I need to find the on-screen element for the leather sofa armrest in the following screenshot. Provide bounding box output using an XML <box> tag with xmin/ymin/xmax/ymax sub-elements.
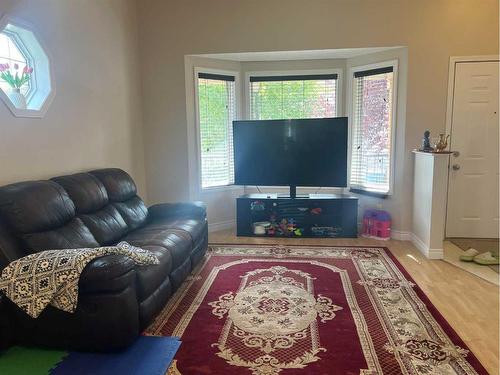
<box><xmin>79</xmin><ymin>254</ymin><xmax>136</xmax><ymax>294</ymax></box>
<box><xmin>148</xmin><ymin>201</ymin><xmax>207</xmax><ymax>221</ymax></box>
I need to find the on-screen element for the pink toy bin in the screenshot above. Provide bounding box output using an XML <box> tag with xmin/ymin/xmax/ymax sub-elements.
<box><xmin>361</xmin><ymin>209</ymin><xmax>391</xmax><ymax>240</ymax></box>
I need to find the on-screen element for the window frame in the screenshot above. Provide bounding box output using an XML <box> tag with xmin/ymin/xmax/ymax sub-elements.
<box><xmin>346</xmin><ymin>60</ymin><xmax>399</xmax><ymax>197</ymax></box>
<box><xmin>0</xmin><ymin>15</ymin><xmax>55</xmax><ymax>118</ymax></box>
<box><xmin>193</xmin><ymin>66</ymin><xmax>241</xmax><ymax>192</ymax></box>
<box><xmin>244</xmin><ymin>68</ymin><xmax>343</xmax><ymax>121</ymax></box>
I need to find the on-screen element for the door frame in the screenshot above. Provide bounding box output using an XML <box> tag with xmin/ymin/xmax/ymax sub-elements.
<box><xmin>444</xmin><ymin>55</ymin><xmax>499</xmax><ymax>237</ymax></box>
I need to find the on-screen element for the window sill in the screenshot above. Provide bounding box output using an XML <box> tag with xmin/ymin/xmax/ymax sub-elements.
<box><xmin>201</xmin><ymin>184</ymin><xmax>242</xmax><ymax>193</ymax></box>
<box><xmin>349</xmin><ymin>188</ymin><xmax>389</xmax><ymax>199</ymax></box>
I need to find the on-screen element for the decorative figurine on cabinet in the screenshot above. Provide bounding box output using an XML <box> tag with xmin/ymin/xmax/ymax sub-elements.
<box><xmin>434</xmin><ymin>134</ymin><xmax>450</xmax><ymax>152</ymax></box>
<box><xmin>419</xmin><ymin>130</ymin><xmax>434</xmax><ymax>152</ymax></box>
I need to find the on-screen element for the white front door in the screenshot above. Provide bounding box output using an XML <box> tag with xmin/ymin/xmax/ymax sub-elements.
<box><xmin>446</xmin><ymin>61</ymin><xmax>499</xmax><ymax>238</ymax></box>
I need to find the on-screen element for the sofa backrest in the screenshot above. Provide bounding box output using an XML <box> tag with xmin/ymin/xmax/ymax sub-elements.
<box><xmin>52</xmin><ymin>169</ymin><xmax>148</xmax><ymax>244</ymax></box>
<box><xmin>0</xmin><ymin>168</ymin><xmax>147</xmax><ymax>268</ymax></box>
<box><xmin>88</xmin><ymin>169</ymin><xmax>148</xmax><ymax>232</ymax></box>
<box><xmin>0</xmin><ymin>180</ymin><xmax>100</xmax><ymax>259</ymax></box>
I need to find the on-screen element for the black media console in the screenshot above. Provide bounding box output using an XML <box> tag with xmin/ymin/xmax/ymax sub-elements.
<box><xmin>236</xmin><ymin>194</ymin><xmax>358</xmax><ymax>238</ymax></box>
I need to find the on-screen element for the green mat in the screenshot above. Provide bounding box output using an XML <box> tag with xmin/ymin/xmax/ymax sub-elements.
<box><xmin>0</xmin><ymin>346</ymin><xmax>66</xmax><ymax>375</ymax></box>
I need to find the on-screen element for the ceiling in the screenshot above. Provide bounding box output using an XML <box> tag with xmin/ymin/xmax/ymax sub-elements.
<box><xmin>191</xmin><ymin>47</ymin><xmax>402</xmax><ymax>62</ymax></box>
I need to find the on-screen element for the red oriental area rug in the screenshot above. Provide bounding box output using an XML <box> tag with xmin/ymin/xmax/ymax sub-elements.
<box><xmin>145</xmin><ymin>245</ymin><xmax>487</xmax><ymax>375</ymax></box>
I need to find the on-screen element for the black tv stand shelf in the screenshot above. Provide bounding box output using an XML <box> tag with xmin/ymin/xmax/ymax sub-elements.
<box><xmin>236</xmin><ymin>193</ymin><xmax>358</xmax><ymax>238</ymax></box>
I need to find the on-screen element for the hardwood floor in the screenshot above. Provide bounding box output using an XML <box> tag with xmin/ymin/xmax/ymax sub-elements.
<box><xmin>209</xmin><ymin>229</ymin><xmax>500</xmax><ymax>374</ymax></box>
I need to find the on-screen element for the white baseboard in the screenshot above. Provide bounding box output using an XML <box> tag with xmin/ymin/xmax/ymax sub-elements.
<box><xmin>426</xmin><ymin>248</ymin><xmax>444</xmax><ymax>259</ymax></box>
<box><xmin>410</xmin><ymin>233</ymin><xmax>444</xmax><ymax>259</ymax></box>
<box><xmin>390</xmin><ymin>230</ymin><xmax>444</xmax><ymax>259</ymax></box>
<box><xmin>208</xmin><ymin>220</ymin><xmax>235</xmax><ymax>233</ymax></box>
<box><xmin>391</xmin><ymin>230</ymin><xmax>412</xmax><ymax>241</ymax></box>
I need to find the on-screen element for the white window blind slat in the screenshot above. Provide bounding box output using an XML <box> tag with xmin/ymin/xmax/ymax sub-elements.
<box><xmin>249</xmin><ymin>75</ymin><xmax>337</xmax><ymax>120</ymax></box>
<box><xmin>350</xmin><ymin>68</ymin><xmax>394</xmax><ymax>194</ymax></box>
<box><xmin>197</xmin><ymin>74</ymin><xmax>236</xmax><ymax>188</ymax></box>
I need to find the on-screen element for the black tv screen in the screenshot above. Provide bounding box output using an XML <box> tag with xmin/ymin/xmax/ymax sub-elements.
<box><xmin>233</xmin><ymin>117</ymin><xmax>348</xmax><ymax>187</ymax></box>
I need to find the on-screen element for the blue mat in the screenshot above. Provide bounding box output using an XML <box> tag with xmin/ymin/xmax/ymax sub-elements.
<box><xmin>51</xmin><ymin>336</ymin><xmax>180</xmax><ymax>375</ymax></box>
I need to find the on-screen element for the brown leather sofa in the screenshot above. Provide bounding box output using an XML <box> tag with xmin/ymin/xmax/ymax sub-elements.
<box><xmin>0</xmin><ymin>168</ymin><xmax>208</xmax><ymax>351</ymax></box>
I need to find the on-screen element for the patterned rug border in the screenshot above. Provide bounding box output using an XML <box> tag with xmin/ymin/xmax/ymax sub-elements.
<box><xmin>203</xmin><ymin>243</ymin><xmax>488</xmax><ymax>374</ymax></box>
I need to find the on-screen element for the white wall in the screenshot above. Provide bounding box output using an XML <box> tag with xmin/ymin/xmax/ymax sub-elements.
<box><xmin>0</xmin><ymin>0</ymin><xmax>147</xmax><ymax>197</ymax></box>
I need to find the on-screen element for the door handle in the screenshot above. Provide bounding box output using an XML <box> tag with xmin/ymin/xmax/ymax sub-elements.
<box><xmin>452</xmin><ymin>164</ymin><xmax>460</xmax><ymax>171</ymax></box>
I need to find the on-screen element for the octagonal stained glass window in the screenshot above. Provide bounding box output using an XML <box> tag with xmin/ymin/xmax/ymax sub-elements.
<box><xmin>0</xmin><ymin>17</ymin><xmax>54</xmax><ymax>117</ymax></box>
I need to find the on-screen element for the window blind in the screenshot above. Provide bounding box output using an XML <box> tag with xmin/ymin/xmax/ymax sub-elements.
<box><xmin>197</xmin><ymin>72</ymin><xmax>236</xmax><ymax>188</ymax></box>
<box><xmin>249</xmin><ymin>74</ymin><xmax>338</xmax><ymax>120</ymax></box>
<box><xmin>350</xmin><ymin>67</ymin><xmax>394</xmax><ymax>195</ymax></box>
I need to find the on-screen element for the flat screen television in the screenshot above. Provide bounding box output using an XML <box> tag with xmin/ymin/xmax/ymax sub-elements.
<box><xmin>233</xmin><ymin>117</ymin><xmax>348</xmax><ymax>193</ymax></box>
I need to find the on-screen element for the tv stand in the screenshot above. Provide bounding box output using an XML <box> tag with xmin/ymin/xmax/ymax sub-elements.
<box><xmin>236</xmin><ymin>193</ymin><xmax>358</xmax><ymax>238</ymax></box>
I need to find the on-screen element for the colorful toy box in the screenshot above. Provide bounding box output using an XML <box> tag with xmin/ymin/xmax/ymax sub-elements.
<box><xmin>361</xmin><ymin>209</ymin><xmax>391</xmax><ymax>240</ymax></box>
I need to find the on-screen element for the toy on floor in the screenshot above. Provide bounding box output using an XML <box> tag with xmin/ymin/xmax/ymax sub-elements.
<box><xmin>362</xmin><ymin>209</ymin><xmax>391</xmax><ymax>240</ymax></box>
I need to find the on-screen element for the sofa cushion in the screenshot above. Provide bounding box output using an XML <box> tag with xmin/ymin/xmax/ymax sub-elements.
<box><xmin>113</xmin><ymin>197</ymin><xmax>148</xmax><ymax>231</ymax></box>
<box><xmin>148</xmin><ymin>202</ymin><xmax>206</xmax><ymax>221</ymax></box>
<box><xmin>0</xmin><ymin>181</ymin><xmax>99</xmax><ymax>254</ymax></box>
<box><xmin>79</xmin><ymin>254</ymin><xmax>136</xmax><ymax>294</ymax></box>
<box><xmin>51</xmin><ymin>173</ymin><xmax>108</xmax><ymax>214</ymax></box>
<box><xmin>138</xmin><ymin>276</ymin><xmax>172</xmax><ymax>329</ymax></box>
<box><xmin>90</xmin><ymin>169</ymin><xmax>137</xmax><ymax>202</ymax></box>
<box><xmin>132</xmin><ymin>245</ymin><xmax>172</xmax><ymax>301</ymax></box>
<box><xmin>22</xmin><ymin>218</ymin><xmax>99</xmax><ymax>252</ymax></box>
<box><xmin>80</xmin><ymin>205</ymin><xmax>128</xmax><ymax>245</ymax></box>
<box><xmin>123</xmin><ymin>225</ymin><xmax>191</xmax><ymax>270</ymax></box>
<box><xmin>147</xmin><ymin>217</ymin><xmax>207</xmax><ymax>245</ymax></box>
<box><xmin>0</xmin><ymin>181</ymin><xmax>75</xmax><ymax>234</ymax></box>
<box><xmin>88</xmin><ymin>169</ymin><xmax>148</xmax><ymax>232</ymax></box>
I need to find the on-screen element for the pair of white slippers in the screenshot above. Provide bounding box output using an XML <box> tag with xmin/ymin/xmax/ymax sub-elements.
<box><xmin>459</xmin><ymin>248</ymin><xmax>499</xmax><ymax>265</ymax></box>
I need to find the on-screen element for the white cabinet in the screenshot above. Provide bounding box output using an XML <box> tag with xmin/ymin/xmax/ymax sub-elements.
<box><xmin>412</xmin><ymin>151</ymin><xmax>450</xmax><ymax>259</ymax></box>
